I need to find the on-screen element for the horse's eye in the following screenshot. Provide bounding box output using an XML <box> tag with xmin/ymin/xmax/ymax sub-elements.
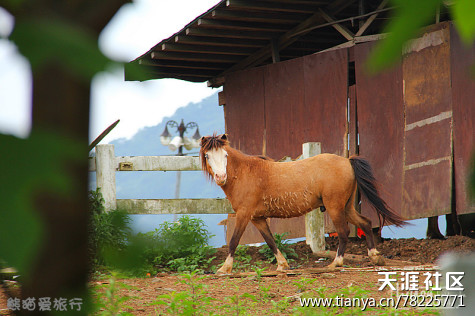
<box><xmin>225</xmin><ymin>154</ymin><xmax>228</xmax><ymax>158</ymax></box>
<box><xmin>205</xmin><ymin>154</ymin><xmax>209</xmax><ymax>159</ymax></box>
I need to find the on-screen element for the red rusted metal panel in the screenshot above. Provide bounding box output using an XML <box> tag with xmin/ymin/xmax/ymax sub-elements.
<box><xmin>303</xmin><ymin>49</ymin><xmax>348</xmax><ymax>156</ymax></box>
<box><xmin>224</xmin><ymin>67</ymin><xmax>266</xmax><ymax>155</ymax></box>
<box><xmin>401</xmin><ymin>24</ymin><xmax>453</xmax><ymax>219</ymax></box>
<box><xmin>403</xmin><ymin>24</ymin><xmax>452</xmax><ymax>125</ymax></box>
<box><xmin>224</xmin><ymin>66</ymin><xmax>268</xmax><ymax>245</ymax></box>
<box><xmin>402</xmin><ymin>161</ymin><xmax>452</xmax><ymax>219</ymax></box>
<box><xmin>355</xmin><ymin>41</ymin><xmax>405</xmax><ymax>227</ymax></box>
<box><xmin>450</xmin><ymin>23</ymin><xmax>475</xmax><ymax>215</ymax></box>
<box><xmin>264</xmin><ymin>58</ymin><xmax>306</xmax><ymax>160</ymax></box>
<box><xmin>404</xmin><ymin>119</ymin><xmax>452</xmax><ymax>167</ymax></box>
<box><xmin>304</xmin><ymin>49</ymin><xmax>348</xmax><ymax>232</ymax></box>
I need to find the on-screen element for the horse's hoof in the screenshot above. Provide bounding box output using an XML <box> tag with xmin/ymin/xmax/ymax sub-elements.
<box><xmin>216</xmin><ymin>270</ymin><xmax>231</xmax><ymax>275</ymax></box>
<box><xmin>327</xmin><ymin>263</ymin><xmax>339</xmax><ymax>270</ymax></box>
<box><xmin>276</xmin><ymin>265</ymin><xmax>291</xmax><ymax>272</ymax></box>
<box><xmin>216</xmin><ymin>266</ymin><xmax>233</xmax><ymax>275</ymax></box>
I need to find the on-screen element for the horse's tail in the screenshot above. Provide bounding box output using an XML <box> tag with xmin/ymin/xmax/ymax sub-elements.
<box><xmin>349</xmin><ymin>156</ymin><xmax>407</xmax><ymax>228</ymax></box>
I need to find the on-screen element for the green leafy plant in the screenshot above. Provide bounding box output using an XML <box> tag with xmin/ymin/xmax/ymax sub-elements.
<box><xmin>136</xmin><ymin>216</ymin><xmax>216</xmax><ymax>273</ymax></box>
<box><xmin>293</xmin><ymin>277</ymin><xmax>318</xmax><ymax>293</ymax></box>
<box><xmin>92</xmin><ymin>272</ymin><xmax>134</xmax><ymax>316</ymax></box>
<box><xmin>151</xmin><ymin>270</ymin><xmax>214</xmax><ymax>315</ymax></box>
<box><xmin>258</xmin><ymin>232</ymin><xmax>298</xmax><ymax>263</ymax></box>
<box><xmin>88</xmin><ymin>189</ymin><xmax>132</xmax><ymax>267</ymax></box>
<box><xmin>232</xmin><ymin>245</ymin><xmax>253</xmax><ymax>271</ymax></box>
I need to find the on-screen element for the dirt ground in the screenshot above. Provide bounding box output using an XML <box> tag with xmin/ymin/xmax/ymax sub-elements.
<box><xmin>1</xmin><ymin>236</ymin><xmax>474</xmax><ymax>315</ymax></box>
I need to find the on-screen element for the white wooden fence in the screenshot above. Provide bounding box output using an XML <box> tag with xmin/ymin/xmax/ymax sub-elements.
<box><xmin>88</xmin><ymin>143</ymin><xmax>324</xmax><ymax>252</ymax></box>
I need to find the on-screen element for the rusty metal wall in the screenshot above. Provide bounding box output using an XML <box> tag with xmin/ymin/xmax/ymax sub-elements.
<box><xmin>450</xmin><ymin>23</ymin><xmax>475</xmax><ymax>215</ymax></box>
<box><xmin>355</xmin><ymin>41</ymin><xmax>405</xmax><ymax>227</ymax></box>
<box><xmin>224</xmin><ymin>66</ymin><xmax>266</xmax><ymax>155</ymax></box>
<box><xmin>303</xmin><ymin>49</ymin><xmax>348</xmax><ymax>232</ymax></box>
<box><xmin>303</xmin><ymin>49</ymin><xmax>348</xmax><ymax>156</ymax></box>
<box><xmin>223</xmin><ymin>67</ymin><xmax>269</xmax><ymax>244</ymax></box>
<box><xmin>264</xmin><ymin>58</ymin><xmax>306</xmax><ymax>160</ymax></box>
<box><xmin>401</xmin><ymin>22</ymin><xmax>453</xmax><ymax>219</ymax></box>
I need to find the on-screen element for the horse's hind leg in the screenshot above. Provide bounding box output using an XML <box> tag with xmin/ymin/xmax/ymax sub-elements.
<box><xmin>346</xmin><ymin>205</ymin><xmax>385</xmax><ymax>266</ymax></box>
<box><xmin>251</xmin><ymin>217</ymin><xmax>290</xmax><ymax>271</ymax></box>
<box><xmin>327</xmin><ymin>209</ymin><xmax>350</xmax><ymax>268</ymax></box>
<box><xmin>217</xmin><ymin>211</ymin><xmax>250</xmax><ymax>274</ymax></box>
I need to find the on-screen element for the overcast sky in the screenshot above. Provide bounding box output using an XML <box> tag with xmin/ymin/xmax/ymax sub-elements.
<box><xmin>0</xmin><ymin>0</ymin><xmax>221</xmax><ymax>143</ymax></box>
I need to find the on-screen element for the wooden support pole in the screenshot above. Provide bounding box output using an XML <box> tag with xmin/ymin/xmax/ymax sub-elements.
<box><xmin>96</xmin><ymin>144</ymin><xmax>117</xmax><ymax>211</ymax></box>
<box><xmin>303</xmin><ymin>142</ymin><xmax>325</xmax><ymax>253</ymax></box>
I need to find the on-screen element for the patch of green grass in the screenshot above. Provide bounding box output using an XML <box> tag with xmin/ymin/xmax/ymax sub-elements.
<box><xmin>151</xmin><ymin>270</ymin><xmax>215</xmax><ymax>315</ymax></box>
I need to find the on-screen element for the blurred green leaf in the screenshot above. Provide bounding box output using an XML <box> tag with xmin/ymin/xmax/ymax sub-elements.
<box><xmin>366</xmin><ymin>0</ymin><xmax>443</xmax><ymax>73</ymax></box>
<box><xmin>0</xmin><ymin>131</ymin><xmax>81</xmax><ymax>276</ymax></box>
<box><xmin>10</xmin><ymin>17</ymin><xmax>114</xmax><ymax>81</ymax></box>
<box><xmin>451</xmin><ymin>0</ymin><xmax>475</xmax><ymax>44</ymax></box>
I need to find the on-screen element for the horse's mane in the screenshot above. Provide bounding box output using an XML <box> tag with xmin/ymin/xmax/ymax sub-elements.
<box><xmin>200</xmin><ymin>133</ymin><xmax>229</xmax><ymax>180</ymax></box>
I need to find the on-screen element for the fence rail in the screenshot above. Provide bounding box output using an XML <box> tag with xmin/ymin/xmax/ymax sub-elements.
<box><xmin>89</xmin><ymin>143</ymin><xmax>324</xmax><ymax>252</ymax></box>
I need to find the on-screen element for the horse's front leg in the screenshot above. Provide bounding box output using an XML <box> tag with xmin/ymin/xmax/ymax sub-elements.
<box><xmin>217</xmin><ymin>211</ymin><xmax>250</xmax><ymax>275</ymax></box>
<box><xmin>251</xmin><ymin>217</ymin><xmax>290</xmax><ymax>271</ymax></box>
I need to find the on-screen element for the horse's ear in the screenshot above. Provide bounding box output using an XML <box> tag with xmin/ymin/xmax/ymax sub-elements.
<box><xmin>220</xmin><ymin>134</ymin><xmax>228</xmax><ymax>141</ymax></box>
<box><xmin>199</xmin><ymin>136</ymin><xmax>205</xmax><ymax>146</ymax></box>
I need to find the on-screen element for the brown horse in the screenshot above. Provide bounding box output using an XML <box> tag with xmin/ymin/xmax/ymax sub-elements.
<box><xmin>200</xmin><ymin>134</ymin><xmax>406</xmax><ymax>274</ymax></box>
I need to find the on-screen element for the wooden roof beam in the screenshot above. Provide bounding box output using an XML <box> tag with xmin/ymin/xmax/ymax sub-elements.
<box><xmin>197</xmin><ymin>18</ymin><xmax>288</xmax><ymax>32</ymax></box>
<box><xmin>355</xmin><ymin>0</ymin><xmax>388</xmax><ymax>36</ymax></box>
<box><xmin>225</xmin><ymin>0</ymin><xmax>325</xmax><ymax>14</ymax></box>
<box><xmin>185</xmin><ymin>27</ymin><xmax>279</xmax><ymax>40</ymax></box>
<box><xmin>151</xmin><ymin>51</ymin><xmax>243</xmax><ymax>63</ymax></box>
<box><xmin>211</xmin><ymin>9</ymin><xmax>304</xmax><ymax>24</ymax></box>
<box><xmin>208</xmin><ymin>0</ymin><xmax>358</xmax><ymax>86</ymax></box>
<box><xmin>160</xmin><ymin>43</ymin><xmax>256</xmax><ymax>56</ymax></box>
<box><xmin>139</xmin><ymin>59</ymin><xmax>229</xmax><ymax>71</ymax></box>
<box><xmin>147</xmin><ymin>67</ymin><xmax>219</xmax><ymax>78</ymax></box>
<box><xmin>174</xmin><ymin>35</ymin><xmax>267</xmax><ymax>47</ymax></box>
<box><xmin>318</xmin><ymin>9</ymin><xmax>355</xmax><ymax>41</ymax></box>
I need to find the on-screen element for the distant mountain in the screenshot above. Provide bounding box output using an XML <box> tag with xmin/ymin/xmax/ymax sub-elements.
<box><xmin>109</xmin><ymin>91</ymin><xmax>226</xmax><ymax>200</ymax></box>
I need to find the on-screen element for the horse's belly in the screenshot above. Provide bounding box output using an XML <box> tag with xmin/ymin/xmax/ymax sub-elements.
<box><xmin>261</xmin><ymin>190</ymin><xmax>318</xmax><ymax>218</ymax></box>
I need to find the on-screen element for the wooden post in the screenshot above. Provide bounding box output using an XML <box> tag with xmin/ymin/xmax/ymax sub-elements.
<box><xmin>96</xmin><ymin>144</ymin><xmax>117</xmax><ymax>211</ymax></box>
<box><xmin>303</xmin><ymin>142</ymin><xmax>325</xmax><ymax>253</ymax></box>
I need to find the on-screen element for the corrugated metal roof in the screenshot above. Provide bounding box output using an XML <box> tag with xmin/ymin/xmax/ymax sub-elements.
<box><xmin>126</xmin><ymin>0</ymin><xmax>396</xmax><ymax>86</ymax></box>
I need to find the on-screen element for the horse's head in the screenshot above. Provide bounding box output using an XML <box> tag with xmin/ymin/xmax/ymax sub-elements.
<box><xmin>200</xmin><ymin>133</ymin><xmax>229</xmax><ymax>186</ymax></box>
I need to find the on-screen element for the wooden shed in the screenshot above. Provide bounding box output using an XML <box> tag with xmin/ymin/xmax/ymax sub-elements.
<box><xmin>128</xmin><ymin>0</ymin><xmax>474</xmax><ymax>243</ymax></box>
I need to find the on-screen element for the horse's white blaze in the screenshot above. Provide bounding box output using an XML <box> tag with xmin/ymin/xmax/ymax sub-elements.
<box><xmin>206</xmin><ymin>147</ymin><xmax>228</xmax><ymax>185</ymax></box>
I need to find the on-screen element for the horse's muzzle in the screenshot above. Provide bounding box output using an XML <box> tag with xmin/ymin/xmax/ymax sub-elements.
<box><xmin>215</xmin><ymin>174</ymin><xmax>227</xmax><ymax>186</ymax></box>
